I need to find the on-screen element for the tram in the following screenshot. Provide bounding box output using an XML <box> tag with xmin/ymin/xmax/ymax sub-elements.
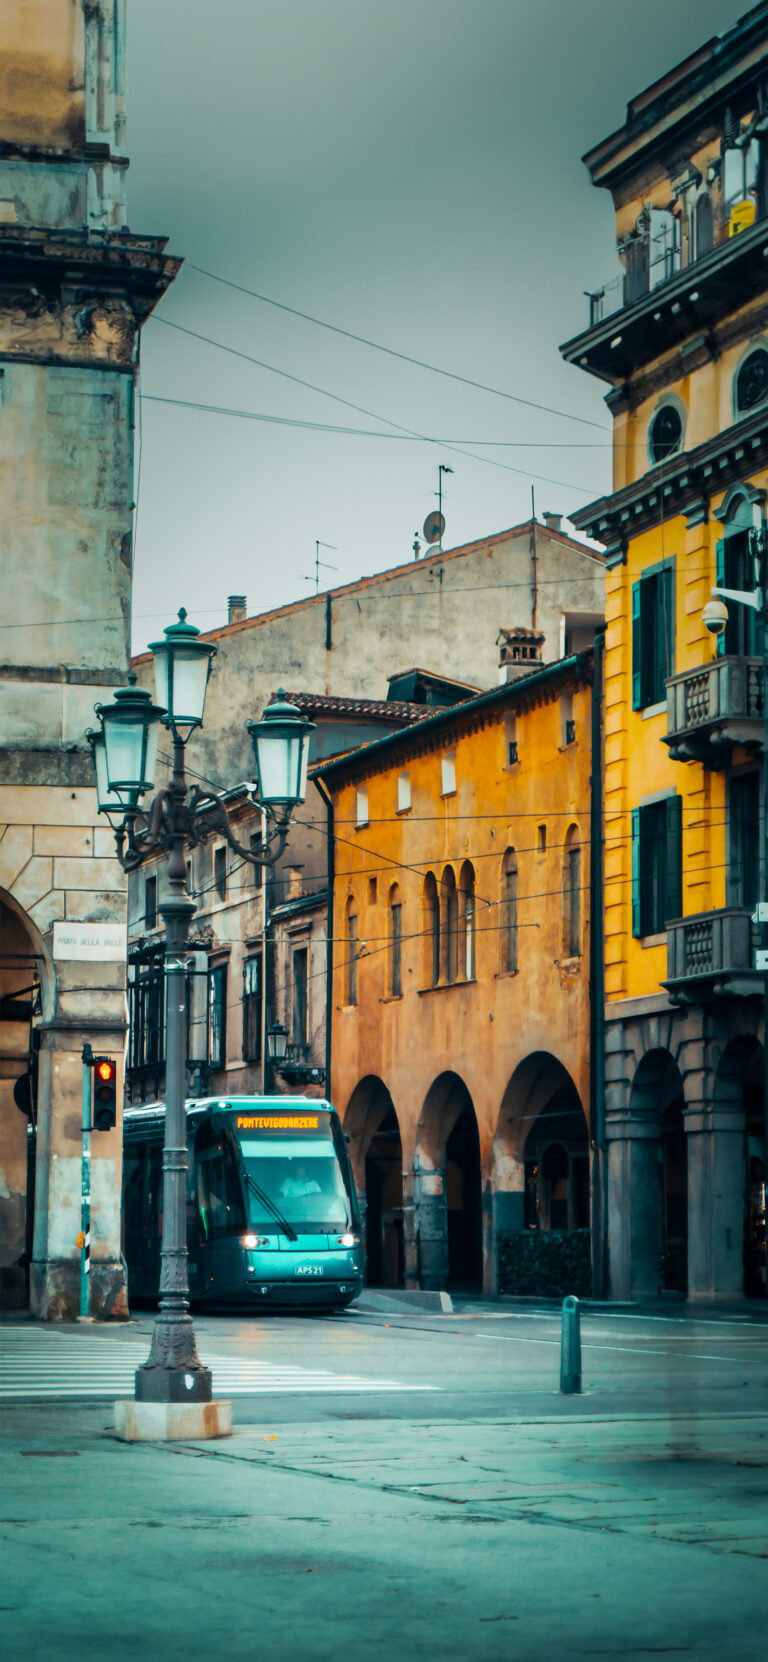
<box><xmin>123</xmin><ymin>1095</ymin><xmax>363</xmax><ymax>1309</ymax></box>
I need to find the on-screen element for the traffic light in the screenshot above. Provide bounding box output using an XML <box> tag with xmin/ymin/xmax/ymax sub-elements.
<box><xmin>91</xmin><ymin>1056</ymin><xmax>118</xmax><ymax>1131</ymax></box>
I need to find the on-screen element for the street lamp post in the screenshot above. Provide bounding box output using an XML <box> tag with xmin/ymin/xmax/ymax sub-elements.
<box><xmin>88</xmin><ymin>612</ymin><xmax>313</xmax><ymax>1416</ymax></box>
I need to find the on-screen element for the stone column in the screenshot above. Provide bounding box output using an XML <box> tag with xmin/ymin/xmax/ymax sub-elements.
<box><xmin>605</xmin><ymin>1018</ymin><xmax>661</xmax><ymax>1299</ymax></box>
<box><xmin>413</xmin><ymin>1152</ymin><xmax>448</xmax><ymax>1288</ymax></box>
<box><xmin>685</xmin><ymin>1102</ymin><xmax>745</xmax><ymax>1300</ymax></box>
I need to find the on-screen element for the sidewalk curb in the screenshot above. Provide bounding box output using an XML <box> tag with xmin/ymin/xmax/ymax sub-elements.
<box><xmin>353</xmin><ymin>1290</ymin><xmax>453</xmax><ymax>1315</ymax></box>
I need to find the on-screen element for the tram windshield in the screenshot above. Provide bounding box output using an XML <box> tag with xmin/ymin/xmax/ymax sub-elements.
<box><xmin>237</xmin><ymin>1131</ymin><xmax>354</xmax><ymax>1235</ymax></box>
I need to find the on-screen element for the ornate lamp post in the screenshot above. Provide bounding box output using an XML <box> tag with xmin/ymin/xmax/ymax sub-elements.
<box><xmin>88</xmin><ymin>611</ymin><xmax>313</xmax><ymax>1410</ymax></box>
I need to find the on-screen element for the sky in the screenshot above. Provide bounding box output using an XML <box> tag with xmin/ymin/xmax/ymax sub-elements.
<box><xmin>127</xmin><ymin>0</ymin><xmax>748</xmax><ymax>653</ymax></box>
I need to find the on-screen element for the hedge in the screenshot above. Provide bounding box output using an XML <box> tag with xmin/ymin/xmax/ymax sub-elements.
<box><xmin>497</xmin><ymin>1228</ymin><xmax>592</xmax><ymax>1299</ymax></box>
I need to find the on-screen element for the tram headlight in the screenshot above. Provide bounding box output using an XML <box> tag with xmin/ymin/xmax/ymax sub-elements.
<box><xmin>338</xmin><ymin>1233</ymin><xmax>359</xmax><ymax>1248</ymax></box>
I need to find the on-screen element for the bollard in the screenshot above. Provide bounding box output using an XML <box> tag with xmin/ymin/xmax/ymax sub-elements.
<box><xmin>560</xmin><ymin>1295</ymin><xmax>582</xmax><ymax>1394</ymax></box>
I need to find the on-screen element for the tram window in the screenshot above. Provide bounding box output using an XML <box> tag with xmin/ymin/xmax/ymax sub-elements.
<box><xmin>196</xmin><ymin>1129</ymin><xmax>245</xmax><ymax>1239</ymax></box>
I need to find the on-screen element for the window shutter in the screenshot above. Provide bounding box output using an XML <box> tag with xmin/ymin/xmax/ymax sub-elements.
<box><xmin>631</xmin><ymin>582</ymin><xmax>642</xmax><ymax>708</ymax></box>
<box><xmin>664</xmin><ymin>795</ymin><xmax>683</xmax><ymax>924</ymax></box>
<box><xmin>715</xmin><ymin>539</ymin><xmax>726</xmax><ymax>657</ymax></box>
<box><xmin>631</xmin><ymin>808</ymin><xmax>641</xmax><ymax>937</ymax></box>
<box><xmin>662</xmin><ymin>563</ymin><xmax>675</xmax><ymax>685</ymax></box>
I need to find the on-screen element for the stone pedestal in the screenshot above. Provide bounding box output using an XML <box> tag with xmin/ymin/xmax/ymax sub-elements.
<box><xmin>113</xmin><ymin>1399</ymin><xmax>232</xmax><ymax>1442</ymax></box>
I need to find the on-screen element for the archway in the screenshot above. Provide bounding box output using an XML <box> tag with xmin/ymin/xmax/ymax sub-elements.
<box><xmin>344</xmin><ymin>1076</ymin><xmax>403</xmax><ymax>1288</ymax></box>
<box><xmin>714</xmin><ymin>1038</ymin><xmax>766</xmax><ymax>1299</ymax></box>
<box><xmin>417</xmin><ymin>1072</ymin><xmax>481</xmax><ymax>1290</ymax></box>
<box><xmin>494</xmin><ymin>1053</ymin><xmax>588</xmax><ymax>1236</ymax></box>
<box><xmin>629</xmin><ymin>1049</ymin><xmax>686</xmax><ymax>1296</ymax></box>
<box><xmin>0</xmin><ymin>891</ymin><xmax>53</xmax><ymax>1310</ymax></box>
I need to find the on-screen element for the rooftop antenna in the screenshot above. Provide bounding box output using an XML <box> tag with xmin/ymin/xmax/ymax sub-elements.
<box><xmin>437</xmin><ymin>464</ymin><xmax>453</xmax><ymax>550</ymax></box>
<box><xmin>302</xmin><ymin>540</ymin><xmax>338</xmax><ymax>595</ymax></box>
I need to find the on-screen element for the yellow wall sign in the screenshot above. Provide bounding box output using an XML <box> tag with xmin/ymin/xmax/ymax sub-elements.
<box><xmin>236</xmin><ymin>1115</ymin><xmax>320</xmax><ymax>1130</ymax></box>
<box><xmin>729</xmin><ymin>199</ymin><xmax>756</xmax><ymax>236</ymax></box>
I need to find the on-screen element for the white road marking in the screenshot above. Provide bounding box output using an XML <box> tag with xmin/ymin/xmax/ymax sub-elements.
<box><xmin>0</xmin><ymin>1329</ymin><xmax>438</xmax><ymax>1399</ymax></box>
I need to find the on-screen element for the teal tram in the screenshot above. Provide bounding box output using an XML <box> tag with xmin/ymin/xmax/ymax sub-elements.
<box><xmin>123</xmin><ymin>1096</ymin><xmax>363</xmax><ymax>1310</ymax></box>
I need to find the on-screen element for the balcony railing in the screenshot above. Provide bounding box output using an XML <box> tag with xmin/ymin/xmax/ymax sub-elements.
<box><xmin>664</xmin><ymin>656</ymin><xmax>764</xmax><ymax>766</ymax></box>
<box><xmin>583</xmin><ymin>204</ymin><xmax>765</xmax><ymax>329</ymax></box>
<box><xmin>664</xmin><ymin>908</ymin><xmax>761</xmax><ymax>1001</ymax></box>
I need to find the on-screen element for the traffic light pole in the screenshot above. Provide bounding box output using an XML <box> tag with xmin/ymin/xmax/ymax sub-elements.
<box><xmin>79</xmin><ymin>1043</ymin><xmax>93</xmax><ymax>1321</ymax></box>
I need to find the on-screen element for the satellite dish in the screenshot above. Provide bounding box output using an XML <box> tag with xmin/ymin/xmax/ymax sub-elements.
<box><xmin>423</xmin><ymin>510</ymin><xmax>445</xmax><ymax>545</ymax></box>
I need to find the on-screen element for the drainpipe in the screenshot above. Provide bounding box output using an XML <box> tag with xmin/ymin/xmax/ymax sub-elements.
<box><xmin>590</xmin><ymin>628</ymin><xmax>607</xmax><ymax>1299</ymax></box>
<box><xmin>314</xmin><ymin>776</ymin><xmax>335</xmax><ymax>1097</ymax></box>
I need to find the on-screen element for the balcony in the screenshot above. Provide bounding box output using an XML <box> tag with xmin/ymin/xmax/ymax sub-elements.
<box><xmin>663</xmin><ymin>656</ymin><xmax>763</xmax><ymax>766</ymax></box>
<box><xmin>664</xmin><ymin>908</ymin><xmax>762</xmax><ymax>1002</ymax></box>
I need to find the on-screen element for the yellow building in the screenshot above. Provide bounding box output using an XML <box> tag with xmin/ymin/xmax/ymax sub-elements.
<box><xmin>563</xmin><ymin>5</ymin><xmax>768</xmax><ymax>1300</ymax></box>
<box><xmin>316</xmin><ymin>650</ymin><xmax>597</xmax><ymax>1295</ymax></box>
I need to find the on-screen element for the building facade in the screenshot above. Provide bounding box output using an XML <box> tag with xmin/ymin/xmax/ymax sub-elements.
<box><xmin>0</xmin><ymin>2</ymin><xmax>179</xmax><ymax>1316</ymax></box>
<box><xmin>564</xmin><ymin>3</ymin><xmax>768</xmax><ymax>1300</ymax></box>
<box><xmin>316</xmin><ymin>655</ymin><xmax>597</xmax><ymax>1294</ymax></box>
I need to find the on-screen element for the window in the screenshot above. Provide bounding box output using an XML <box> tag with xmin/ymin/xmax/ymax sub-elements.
<box><xmin>441</xmin><ymin>753</ymin><xmax>456</xmax><ymax>796</ymax></box>
<box><xmin>715</xmin><ymin>531</ymin><xmax>758</xmax><ymax>658</ymax></box>
<box><xmin>214</xmin><ymin>846</ymin><xmax>227</xmax><ymax>901</ymax></box>
<box><xmin>631</xmin><ymin>560</ymin><xmax>675</xmax><ymax>710</ymax></box>
<box><xmin>243</xmin><ymin>955</ymin><xmax>262</xmax><ymax>1061</ymax></box>
<box><xmin>144</xmin><ymin>875</ymin><xmax>157</xmax><ymax>930</ymax></box>
<box><xmin>441</xmin><ymin>866</ymin><xmax>459</xmax><ymax>983</ymax></box>
<box><xmin>389</xmin><ymin>885</ymin><xmax>402</xmax><ymax>997</ymax></box>
<box><xmin>735</xmin><ymin>348</ymin><xmax>768</xmax><ymax>416</ymax></box>
<box><xmin>422</xmin><ymin>872</ymin><xmax>440</xmax><ymax>987</ymax></box>
<box><xmin>729</xmin><ymin>773</ymin><xmax>760</xmax><ymax>910</ymax></box>
<box><xmin>292</xmin><ymin>948</ymin><xmax>308</xmax><ymax>1047</ymax></box>
<box><xmin>208</xmin><ymin>964</ymin><xmax>227</xmax><ymax>1069</ymax></box>
<box><xmin>537</xmin><ymin>824</ymin><xmax>547</xmax><ymax>855</ymax></box>
<box><xmin>355</xmin><ymin>789</ymin><xmax>368</xmax><ymax>827</ymax></box>
<box><xmin>185</xmin><ymin>859</ymin><xmax>192</xmax><ymax>893</ymax></box>
<box><xmin>248</xmin><ymin>830</ymin><xmax>264</xmax><ymax>890</ymax></box>
<box><xmin>563</xmin><ymin>827</ymin><xmax>581</xmax><ymax>959</ymax></box>
<box><xmin>560</xmin><ymin>691</ymin><xmax>575</xmax><ymax>748</ymax></box>
<box><xmin>460</xmin><ymin>862</ymin><xmax>475</xmax><ymax>980</ymax></box>
<box><xmin>347</xmin><ymin>901</ymin><xmax>358</xmax><ymax>1006</ymax></box>
<box><xmin>127</xmin><ymin>950</ymin><xmax>164</xmax><ymax>1070</ymax></box>
<box><xmin>631</xmin><ymin>797</ymin><xmax>682</xmax><ymax>938</ymax></box>
<box><xmin>397</xmin><ymin>772</ymin><xmax>411</xmax><ymax>813</ymax></box>
<box><xmin>195</xmin><ymin>1124</ymin><xmax>245</xmax><ymax>1241</ymax></box>
<box><xmin>368</xmin><ymin>876</ymin><xmax>377</xmax><ymax>904</ymax></box>
<box><xmin>500</xmin><ymin>849</ymin><xmax>518</xmax><ymax>974</ymax></box>
<box><xmin>648</xmin><ymin>403</ymin><xmax>683</xmax><ymax>464</ymax></box>
<box><xmin>504</xmin><ymin>716</ymin><xmax>518</xmax><ymax>768</ymax></box>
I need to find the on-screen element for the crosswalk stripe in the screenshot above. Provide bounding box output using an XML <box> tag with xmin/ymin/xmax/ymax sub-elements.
<box><xmin>0</xmin><ymin>1329</ymin><xmax>436</xmax><ymax>1398</ymax></box>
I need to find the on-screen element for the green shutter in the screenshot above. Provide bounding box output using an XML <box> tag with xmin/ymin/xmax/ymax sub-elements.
<box><xmin>664</xmin><ymin>795</ymin><xmax>683</xmax><ymax>924</ymax></box>
<box><xmin>715</xmin><ymin>539</ymin><xmax>726</xmax><ymax>657</ymax></box>
<box><xmin>662</xmin><ymin>563</ymin><xmax>675</xmax><ymax>685</ymax></box>
<box><xmin>631</xmin><ymin>808</ymin><xmax>641</xmax><ymax>937</ymax></box>
<box><xmin>631</xmin><ymin>581</ymin><xmax>642</xmax><ymax>709</ymax></box>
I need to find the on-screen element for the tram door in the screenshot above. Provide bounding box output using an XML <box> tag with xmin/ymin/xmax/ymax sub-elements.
<box><xmin>194</xmin><ymin>1123</ymin><xmax>246</xmax><ymax>1298</ymax></box>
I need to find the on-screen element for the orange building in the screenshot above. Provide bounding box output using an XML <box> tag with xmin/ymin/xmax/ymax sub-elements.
<box><xmin>315</xmin><ymin>652</ymin><xmax>598</xmax><ymax>1294</ymax></box>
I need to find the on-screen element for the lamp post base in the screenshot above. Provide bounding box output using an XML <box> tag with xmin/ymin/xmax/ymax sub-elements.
<box><xmin>135</xmin><ymin>1364</ymin><xmax>213</xmax><ymax>1403</ymax></box>
<box><xmin>114</xmin><ymin>1398</ymin><xmax>232</xmax><ymax>1442</ymax></box>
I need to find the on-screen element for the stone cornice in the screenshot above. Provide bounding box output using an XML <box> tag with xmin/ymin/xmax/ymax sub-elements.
<box><xmin>570</xmin><ymin>407</ymin><xmax>768</xmax><ymax>561</ymax></box>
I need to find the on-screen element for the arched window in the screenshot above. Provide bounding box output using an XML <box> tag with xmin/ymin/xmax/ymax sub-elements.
<box><xmin>422</xmin><ymin>872</ymin><xmax>440</xmax><ymax>987</ymax></box>
<box><xmin>346</xmin><ymin>897</ymin><xmax>358</xmax><ymax>1006</ymax></box>
<box><xmin>389</xmin><ymin>884</ymin><xmax>403</xmax><ymax>997</ymax></box>
<box><xmin>563</xmin><ymin>826</ymin><xmax>581</xmax><ymax>959</ymax></box>
<box><xmin>459</xmin><ymin>861</ymin><xmax>476</xmax><ymax>980</ymax></box>
<box><xmin>735</xmin><ymin>346</ymin><xmax>768</xmax><ymax>418</ymax></box>
<box><xmin>501</xmin><ymin>848</ymin><xmax>518</xmax><ymax>974</ymax></box>
<box><xmin>694</xmin><ymin>190</ymin><xmax>713</xmax><ymax>259</ymax></box>
<box><xmin>441</xmin><ymin>866</ymin><xmax>458</xmax><ymax>984</ymax></box>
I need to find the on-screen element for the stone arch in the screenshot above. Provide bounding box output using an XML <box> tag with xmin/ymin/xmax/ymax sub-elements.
<box><xmin>0</xmin><ymin>890</ymin><xmax>54</xmax><ymax>1309</ymax></box>
<box><xmin>492</xmin><ymin>1052</ymin><xmax>588</xmax><ymax>1244</ymax></box>
<box><xmin>416</xmin><ymin>1071</ymin><xmax>481</xmax><ymax>1289</ymax></box>
<box><xmin>344</xmin><ymin>1076</ymin><xmax>404</xmax><ymax>1287</ymax></box>
<box><xmin>713</xmin><ymin>1037</ymin><xmax>766</xmax><ymax>1298</ymax></box>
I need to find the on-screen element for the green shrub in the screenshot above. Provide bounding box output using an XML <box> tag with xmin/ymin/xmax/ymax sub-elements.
<box><xmin>497</xmin><ymin>1228</ymin><xmax>592</xmax><ymax>1298</ymax></box>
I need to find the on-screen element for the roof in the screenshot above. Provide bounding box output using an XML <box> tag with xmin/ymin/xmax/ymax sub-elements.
<box><xmin>268</xmin><ymin>690</ymin><xmax>428</xmax><ymax>723</ymax></box>
<box><xmin>270</xmin><ymin>889</ymin><xmax>328</xmax><ymax>921</ymax></box>
<box><xmin>314</xmin><ymin>651</ymin><xmax>593</xmax><ymax>784</ymax></box>
<box><xmin>131</xmin><ymin>518</ymin><xmax>604</xmax><ymax>664</ymax></box>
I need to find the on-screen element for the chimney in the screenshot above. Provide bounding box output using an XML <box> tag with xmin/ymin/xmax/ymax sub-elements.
<box><xmin>497</xmin><ymin>626</ymin><xmax>546</xmax><ymax>684</ymax></box>
<box><xmin>228</xmin><ymin>595</ymin><xmax>247</xmax><ymax>625</ymax></box>
<box><xmin>542</xmin><ymin>512</ymin><xmax>562</xmax><ymax>534</ymax></box>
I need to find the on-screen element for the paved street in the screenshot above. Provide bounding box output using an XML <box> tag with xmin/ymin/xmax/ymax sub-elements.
<box><xmin>2</xmin><ymin>1299</ymin><xmax>768</xmax><ymax>1661</ymax></box>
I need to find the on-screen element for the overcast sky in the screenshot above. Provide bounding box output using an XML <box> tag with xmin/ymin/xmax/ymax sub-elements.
<box><xmin>127</xmin><ymin>0</ymin><xmax>747</xmax><ymax>653</ymax></box>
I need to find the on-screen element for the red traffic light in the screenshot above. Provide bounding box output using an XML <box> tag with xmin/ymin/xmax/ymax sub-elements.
<box><xmin>90</xmin><ymin>1055</ymin><xmax>118</xmax><ymax>1131</ymax></box>
<box><xmin>96</xmin><ymin>1060</ymin><xmax>114</xmax><ymax>1084</ymax></box>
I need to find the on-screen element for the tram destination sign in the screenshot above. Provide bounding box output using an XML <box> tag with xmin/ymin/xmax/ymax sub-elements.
<box><xmin>235</xmin><ymin>1113</ymin><xmax>325</xmax><ymax>1131</ymax></box>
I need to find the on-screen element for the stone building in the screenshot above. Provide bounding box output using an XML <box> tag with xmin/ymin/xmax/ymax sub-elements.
<box><xmin>315</xmin><ymin>652</ymin><xmax>597</xmax><ymax>1294</ymax></box>
<box><xmin>563</xmin><ymin>3</ymin><xmax>768</xmax><ymax>1300</ymax></box>
<box><xmin>0</xmin><ymin>1</ymin><xmax>179</xmax><ymax>1316</ymax></box>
